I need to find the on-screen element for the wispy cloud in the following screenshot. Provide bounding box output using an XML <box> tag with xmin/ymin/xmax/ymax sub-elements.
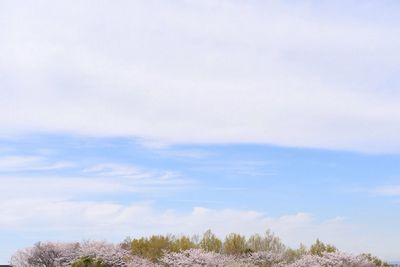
<box><xmin>84</xmin><ymin>164</ymin><xmax>152</xmax><ymax>179</ymax></box>
<box><xmin>152</xmin><ymin>148</ymin><xmax>212</xmax><ymax>160</ymax></box>
<box><xmin>0</xmin><ymin>152</ymin><xmax>194</xmax><ymax>202</ymax></box>
<box><xmin>0</xmin><ymin>170</ymin><xmax>193</xmax><ymax>201</ymax></box>
<box><xmin>0</xmin><ymin>155</ymin><xmax>74</xmax><ymax>172</ymax></box>
<box><xmin>190</xmin><ymin>160</ymin><xmax>276</xmax><ymax>177</ymax></box>
<box><xmin>372</xmin><ymin>185</ymin><xmax>400</xmax><ymax>196</ymax></box>
<box><xmin>84</xmin><ymin>163</ymin><xmax>193</xmax><ymax>186</ymax></box>
<box><xmin>350</xmin><ymin>183</ymin><xmax>400</xmax><ymax>197</ymax></box>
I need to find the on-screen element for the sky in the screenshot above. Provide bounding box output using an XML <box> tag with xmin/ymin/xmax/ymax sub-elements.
<box><xmin>1</xmin><ymin>0</ymin><xmax>400</xmax><ymax>263</ymax></box>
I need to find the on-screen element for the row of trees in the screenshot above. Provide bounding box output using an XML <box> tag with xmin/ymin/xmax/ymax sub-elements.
<box><xmin>122</xmin><ymin>230</ymin><xmax>285</xmax><ymax>262</ymax></box>
<box><xmin>10</xmin><ymin>230</ymin><xmax>388</xmax><ymax>267</ymax></box>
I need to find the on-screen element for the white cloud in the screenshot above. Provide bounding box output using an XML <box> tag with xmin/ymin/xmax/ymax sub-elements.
<box><xmin>83</xmin><ymin>164</ymin><xmax>152</xmax><ymax>179</ymax></box>
<box><xmin>0</xmin><ymin>151</ymin><xmax>193</xmax><ymax>201</ymax></box>
<box><xmin>1</xmin><ymin>1</ymin><xmax>400</xmax><ymax>152</ymax></box>
<box><xmin>0</xmin><ymin>170</ymin><xmax>192</xmax><ymax>200</ymax></box>
<box><xmin>152</xmin><ymin>148</ymin><xmax>212</xmax><ymax>160</ymax></box>
<box><xmin>352</xmin><ymin>184</ymin><xmax>400</xmax><ymax>197</ymax></box>
<box><xmin>190</xmin><ymin>159</ymin><xmax>276</xmax><ymax>177</ymax></box>
<box><xmin>372</xmin><ymin>185</ymin><xmax>400</xmax><ymax>196</ymax></box>
<box><xmin>0</xmin><ymin>155</ymin><xmax>74</xmax><ymax>172</ymax></box>
<box><xmin>0</xmin><ymin>198</ymin><xmax>340</xmax><ymax>243</ymax></box>
<box><xmin>0</xmin><ymin>197</ymin><xmax>396</xmax><ymax>259</ymax></box>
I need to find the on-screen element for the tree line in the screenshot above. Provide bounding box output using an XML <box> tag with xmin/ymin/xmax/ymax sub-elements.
<box><xmin>10</xmin><ymin>229</ymin><xmax>388</xmax><ymax>267</ymax></box>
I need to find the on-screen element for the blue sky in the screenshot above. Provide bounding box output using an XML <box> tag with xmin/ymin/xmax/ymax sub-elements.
<box><xmin>1</xmin><ymin>0</ymin><xmax>400</xmax><ymax>263</ymax></box>
<box><xmin>1</xmin><ymin>135</ymin><xmax>400</xmax><ymax>262</ymax></box>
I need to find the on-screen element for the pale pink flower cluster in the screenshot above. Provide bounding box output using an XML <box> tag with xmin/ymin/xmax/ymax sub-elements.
<box><xmin>159</xmin><ymin>250</ymin><xmax>376</xmax><ymax>267</ymax></box>
<box><xmin>10</xmin><ymin>241</ymin><xmax>131</xmax><ymax>267</ymax></box>
<box><xmin>238</xmin><ymin>251</ymin><xmax>284</xmax><ymax>266</ymax></box>
<box><xmin>160</xmin><ymin>248</ymin><xmax>236</xmax><ymax>267</ymax></box>
<box><xmin>74</xmin><ymin>241</ymin><xmax>129</xmax><ymax>267</ymax></box>
<box><xmin>287</xmin><ymin>251</ymin><xmax>375</xmax><ymax>267</ymax></box>
<box><xmin>10</xmin><ymin>242</ymin><xmax>378</xmax><ymax>267</ymax></box>
<box><xmin>124</xmin><ymin>256</ymin><xmax>159</xmax><ymax>267</ymax></box>
<box><xmin>10</xmin><ymin>242</ymin><xmax>79</xmax><ymax>267</ymax></box>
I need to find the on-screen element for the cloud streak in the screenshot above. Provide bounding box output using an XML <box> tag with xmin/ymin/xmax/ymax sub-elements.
<box><xmin>371</xmin><ymin>185</ymin><xmax>400</xmax><ymax>196</ymax></box>
<box><xmin>0</xmin><ymin>155</ymin><xmax>74</xmax><ymax>172</ymax></box>
<box><xmin>0</xmin><ymin>168</ymin><xmax>192</xmax><ymax>201</ymax></box>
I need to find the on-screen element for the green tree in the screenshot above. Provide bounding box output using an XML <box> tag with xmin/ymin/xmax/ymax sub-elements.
<box><xmin>171</xmin><ymin>235</ymin><xmax>197</xmax><ymax>252</ymax></box>
<box><xmin>120</xmin><ymin>237</ymin><xmax>132</xmax><ymax>250</ymax></box>
<box><xmin>361</xmin><ymin>253</ymin><xmax>390</xmax><ymax>267</ymax></box>
<box><xmin>223</xmin><ymin>233</ymin><xmax>247</xmax><ymax>255</ymax></box>
<box><xmin>246</xmin><ymin>230</ymin><xmax>285</xmax><ymax>253</ymax></box>
<box><xmin>71</xmin><ymin>256</ymin><xmax>106</xmax><ymax>267</ymax></box>
<box><xmin>199</xmin><ymin>230</ymin><xmax>222</xmax><ymax>252</ymax></box>
<box><xmin>309</xmin><ymin>239</ymin><xmax>336</xmax><ymax>256</ymax></box>
<box><xmin>131</xmin><ymin>235</ymin><xmax>174</xmax><ymax>262</ymax></box>
<box><xmin>283</xmin><ymin>244</ymin><xmax>308</xmax><ymax>263</ymax></box>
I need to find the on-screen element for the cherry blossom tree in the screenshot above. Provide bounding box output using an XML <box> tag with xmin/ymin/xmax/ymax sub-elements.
<box><xmin>238</xmin><ymin>251</ymin><xmax>284</xmax><ymax>267</ymax></box>
<box><xmin>160</xmin><ymin>248</ymin><xmax>236</xmax><ymax>267</ymax></box>
<box><xmin>10</xmin><ymin>242</ymin><xmax>79</xmax><ymax>267</ymax></box>
<box><xmin>287</xmin><ymin>251</ymin><xmax>375</xmax><ymax>267</ymax></box>
<box><xmin>9</xmin><ymin>239</ymin><xmax>383</xmax><ymax>267</ymax></box>
<box><xmin>10</xmin><ymin>241</ymin><xmax>129</xmax><ymax>267</ymax></box>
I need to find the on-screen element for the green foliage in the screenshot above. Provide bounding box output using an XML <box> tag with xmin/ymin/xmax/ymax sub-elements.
<box><xmin>361</xmin><ymin>253</ymin><xmax>390</xmax><ymax>267</ymax></box>
<box><xmin>283</xmin><ymin>243</ymin><xmax>308</xmax><ymax>263</ymax></box>
<box><xmin>71</xmin><ymin>256</ymin><xmax>106</xmax><ymax>267</ymax></box>
<box><xmin>199</xmin><ymin>229</ymin><xmax>222</xmax><ymax>252</ymax></box>
<box><xmin>246</xmin><ymin>230</ymin><xmax>285</xmax><ymax>253</ymax></box>
<box><xmin>309</xmin><ymin>239</ymin><xmax>337</xmax><ymax>256</ymax></box>
<box><xmin>171</xmin><ymin>236</ymin><xmax>197</xmax><ymax>252</ymax></box>
<box><xmin>125</xmin><ymin>232</ymin><xmax>387</xmax><ymax>266</ymax></box>
<box><xmin>223</xmin><ymin>233</ymin><xmax>247</xmax><ymax>255</ymax></box>
<box><xmin>131</xmin><ymin>235</ymin><xmax>173</xmax><ymax>262</ymax></box>
<box><xmin>130</xmin><ymin>234</ymin><xmax>197</xmax><ymax>262</ymax></box>
<box><xmin>120</xmin><ymin>237</ymin><xmax>132</xmax><ymax>250</ymax></box>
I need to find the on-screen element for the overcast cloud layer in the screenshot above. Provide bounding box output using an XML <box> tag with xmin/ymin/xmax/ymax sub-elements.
<box><xmin>1</xmin><ymin>0</ymin><xmax>400</xmax><ymax>152</ymax></box>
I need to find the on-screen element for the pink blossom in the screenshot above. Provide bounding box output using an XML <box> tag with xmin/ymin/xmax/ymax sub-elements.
<box><xmin>287</xmin><ymin>251</ymin><xmax>375</xmax><ymax>267</ymax></box>
<box><xmin>160</xmin><ymin>248</ymin><xmax>236</xmax><ymax>267</ymax></box>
